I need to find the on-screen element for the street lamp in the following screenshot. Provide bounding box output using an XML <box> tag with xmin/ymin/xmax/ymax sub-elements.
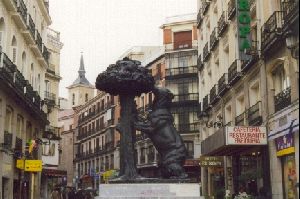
<box><xmin>198</xmin><ymin>110</ymin><xmax>223</xmax><ymax>128</ymax></box>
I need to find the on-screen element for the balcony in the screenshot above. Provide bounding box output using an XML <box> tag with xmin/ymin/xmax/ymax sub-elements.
<box><xmin>201</xmin><ymin>0</ymin><xmax>210</xmax><ymax>16</ymax></box>
<box><xmin>172</xmin><ymin>93</ymin><xmax>199</xmax><ymax>105</ymax></box>
<box><xmin>197</xmin><ymin>55</ymin><xmax>204</xmax><ymax>71</ymax></box>
<box><xmin>218</xmin><ymin>12</ymin><xmax>228</xmax><ymax>37</ymax></box>
<box><xmin>274</xmin><ymin>87</ymin><xmax>291</xmax><ymax>113</ymax></box>
<box><xmin>235</xmin><ymin>112</ymin><xmax>246</xmax><ymax>126</ymax></box>
<box><xmin>218</xmin><ymin>73</ymin><xmax>228</xmax><ymax>96</ymax></box>
<box><xmin>0</xmin><ymin>52</ymin><xmax>47</xmax><ymax>125</ymax></box>
<box><xmin>165</xmin><ymin>40</ymin><xmax>197</xmax><ymax>52</ymax></box>
<box><xmin>165</xmin><ymin>66</ymin><xmax>197</xmax><ymax>80</ymax></box>
<box><xmin>228</xmin><ymin>60</ymin><xmax>242</xmax><ymax>86</ymax></box>
<box><xmin>261</xmin><ymin>11</ymin><xmax>284</xmax><ymax>54</ymax></box>
<box><xmin>210</xmin><ymin>28</ymin><xmax>219</xmax><ymax>51</ymax></box>
<box><xmin>12</xmin><ymin>0</ymin><xmax>27</xmax><ymax>29</ymax></box>
<box><xmin>227</xmin><ymin>0</ymin><xmax>236</xmax><ymax>20</ymax></box>
<box><xmin>197</xmin><ymin>9</ymin><xmax>203</xmax><ymax>28</ymax></box>
<box><xmin>2</xmin><ymin>0</ymin><xmax>17</xmax><ymax>11</ymax></box>
<box><xmin>22</xmin><ymin>14</ymin><xmax>35</xmax><ymax>45</ymax></box>
<box><xmin>203</xmin><ymin>42</ymin><xmax>211</xmax><ymax>62</ymax></box>
<box><xmin>282</xmin><ymin>0</ymin><xmax>299</xmax><ymax>32</ymax></box>
<box><xmin>202</xmin><ymin>95</ymin><xmax>210</xmax><ymax>111</ymax></box>
<box><xmin>176</xmin><ymin>123</ymin><xmax>199</xmax><ymax>134</ymax></box>
<box><xmin>241</xmin><ymin>41</ymin><xmax>259</xmax><ymax>72</ymax></box>
<box><xmin>248</xmin><ymin>101</ymin><xmax>262</xmax><ymax>126</ymax></box>
<box><xmin>44</xmin><ymin>91</ymin><xmax>56</xmax><ymax>106</ymax></box>
<box><xmin>209</xmin><ymin>85</ymin><xmax>219</xmax><ymax>105</ymax></box>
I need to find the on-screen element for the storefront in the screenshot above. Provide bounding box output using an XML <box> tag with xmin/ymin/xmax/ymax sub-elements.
<box><xmin>201</xmin><ymin>126</ymin><xmax>270</xmax><ymax>197</ymax></box>
<box><xmin>269</xmin><ymin>118</ymin><xmax>299</xmax><ymax>199</ymax></box>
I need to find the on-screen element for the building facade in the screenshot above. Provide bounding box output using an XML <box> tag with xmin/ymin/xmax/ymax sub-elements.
<box><xmin>0</xmin><ymin>0</ymin><xmax>61</xmax><ymax>198</ymax></box>
<box><xmin>197</xmin><ymin>0</ymin><xmax>298</xmax><ymax>198</ymax></box>
<box><xmin>74</xmin><ymin>92</ymin><xmax>119</xmax><ymax>189</ymax></box>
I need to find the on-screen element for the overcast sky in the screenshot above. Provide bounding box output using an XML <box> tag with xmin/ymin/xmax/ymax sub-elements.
<box><xmin>49</xmin><ymin>0</ymin><xmax>197</xmax><ymax>98</ymax></box>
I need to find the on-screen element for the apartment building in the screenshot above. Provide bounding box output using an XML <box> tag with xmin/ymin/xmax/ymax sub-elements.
<box><xmin>197</xmin><ymin>0</ymin><xmax>298</xmax><ymax>198</ymax></box>
<box><xmin>74</xmin><ymin>92</ymin><xmax>119</xmax><ymax>189</ymax></box>
<box><xmin>0</xmin><ymin>0</ymin><xmax>62</xmax><ymax>198</ymax></box>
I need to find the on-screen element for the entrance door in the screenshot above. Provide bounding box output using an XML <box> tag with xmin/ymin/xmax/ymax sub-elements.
<box><xmin>2</xmin><ymin>177</ymin><xmax>9</xmax><ymax>199</ymax></box>
<box><xmin>13</xmin><ymin>179</ymin><xmax>20</xmax><ymax>199</ymax></box>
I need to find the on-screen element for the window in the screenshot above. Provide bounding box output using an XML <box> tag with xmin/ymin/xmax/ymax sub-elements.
<box><xmin>236</xmin><ymin>93</ymin><xmax>245</xmax><ymax>116</ymax></box>
<box><xmin>272</xmin><ymin>64</ymin><xmax>290</xmax><ymax>95</ymax></box>
<box><xmin>0</xmin><ymin>18</ymin><xmax>5</xmax><ymax>48</ymax></box>
<box><xmin>21</xmin><ymin>52</ymin><xmax>26</xmax><ymax>74</ymax></box>
<box><xmin>30</xmin><ymin>64</ymin><xmax>34</xmax><ymax>87</ymax></box>
<box><xmin>184</xmin><ymin>141</ymin><xmax>194</xmax><ymax>158</ymax></box>
<box><xmin>5</xmin><ymin>106</ymin><xmax>13</xmax><ymax>133</ymax></box>
<box><xmin>72</xmin><ymin>93</ymin><xmax>75</xmax><ymax>105</ymax></box>
<box><xmin>249</xmin><ymin>80</ymin><xmax>260</xmax><ymax>106</ymax></box>
<box><xmin>11</xmin><ymin>36</ymin><xmax>17</xmax><ymax>64</ymax></box>
<box><xmin>16</xmin><ymin>115</ymin><xmax>24</xmax><ymax>138</ymax></box>
<box><xmin>85</xmin><ymin>93</ymin><xmax>88</xmax><ymax>102</ymax></box>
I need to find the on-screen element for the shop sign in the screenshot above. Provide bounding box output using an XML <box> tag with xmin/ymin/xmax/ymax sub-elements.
<box><xmin>199</xmin><ymin>156</ymin><xmax>224</xmax><ymax>167</ymax></box>
<box><xmin>275</xmin><ymin>134</ymin><xmax>295</xmax><ymax>157</ymax></box>
<box><xmin>226</xmin><ymin>126</ymin><xmax>267</xmax><ymax>145</ymax></box>
<box><xmin>237</xmin><ymin>0</ymin><xmax>252</xmax><ymax>61</ymax></box>
<box><xmin>24</xmin><ymin>160</ymin><xmax>42</xmax><ymax>172</ymax></box>
<box><xmin>16</xmin><ymin>159</ymin><xmax>24</xmax><ymax>170</ymax></box>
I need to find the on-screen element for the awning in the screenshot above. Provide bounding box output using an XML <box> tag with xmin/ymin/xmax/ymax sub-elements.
<box><xmin>42</xmin><ymin>168</ymin><xmax>67</xmax><ymax>177</ymax></box>
<box><xmin>268</xmin><ymin>119</ymin><xmax>299</xmax><ymax>140</ymax></box>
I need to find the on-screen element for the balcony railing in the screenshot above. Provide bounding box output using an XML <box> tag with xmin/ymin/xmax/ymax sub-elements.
<box><xmin>176</xmin><ymin>123</ymin><xmax>199</xmax><ymax>133</ymax></box>
<box><xmin>165</xmin><ymin>40</ymin><xmax>197</xmax><ymax>52</ymax></box>
<box><xmin>27</xmin><ymin>14</ymin><xmax>35</xmax><ymax>37</ymax></box>
<box><xmin>209</xmin><ymin>85</ymin><xmax>218</xmax><ymax>105</ymax></box>
<box><xmin>197</xmin><ymin>9</ymin><xmax>203</xmax><ymax>28</ymax></box>
<box><xmin>203</xmin><ymin>95</ymin><xmax>210</xmax><ymax>111</ymax></box>
<box><xmin>35</xmin><ymin>30</ymin><xmax>43</xmax><ymax>53</ymax></box>
<box><xmin>241</xmin><ymin>41</ymin><xmax>259</xmax><ymax>72</ymax></box>
<box><xmin>173</xmin><ymin>93</ymin><xmax>199</xmax><ymax>103</ymax></box>
<box><xmin>0</xmin><ymin>53</ymin><xmax>16</xmax><ymax>82</ymax></box>
<box><xmin>218</xmin><ymin>73</ymin><xmax>228</xmax><ymax>96</ymax></box>
<box><xmin>197</xmin><ymin>55</ymin><xmax>204</xmax><ymax>71</ymax></box>
<box><xmin>17</xmin><ymin>0</ymin><xmax>27</xmax><ymax>23</ymax></box>
<box><xmin>274</xmin><ymin>87</ymin><xmax>291</xmax><ymax>113</ymax></box>
<box><xmin>201</xmin><ymin>0</ymin><xmax>210</xmax><ymax>16</ymax></box>
<box><xmin>282</xmin><ymin>0</ymin><xmax>299</xmax><ymax>25</ymax></box>
<box><xmin>43</xmin><ymin>45</ymin><xmax>50</xmax><ymax>63</ymax></box>
<box><xmin>248</xmin><ymin>101</ymin><xmax>262</xmax><ymax>126</ymax></box>
<box><xmin>261</xmin><ymin>11</ymin><xmax>284</xmax><ymax>53</ymax></box>
<box><xmin>44</xmin><ymin>91</ymin><xmax>56</xmax><ymax>104</ymax></box>
<box><xmin>203</xmin><ymin>42</ymin><xmax>211</xmax><ymax>62</ymax></box>
<box><xmin>235</xmin><ymin>112</ymin><xmax>246</xmax><ymax>126</ymax></box>
<box><xmin>218</xmin><ymin>12</ymin><xmax>228</xmax><ymax>36</ymax></box>
<box><xmin>228</xmin><ymin>0</ymin><xmax>236</xmax><ymax>20</ymax></box>
<box><xmin>165</xmin><ymin>66</ymin><xmax>197</xmax><ymax>78</ymax></box>
<box><xmin>228</xmin><ymin>60</ymin><xmax>242</xmax><ymax>85</ymax></box>
<box><xmin>14</xmin><ymin>70</ymin><xmax>26</xmax><ymax>93</ymax></box>
<box><xmin>210</xmin><ymin>27</ymin><xmax>219</xmax><ymax>51</ymax></box>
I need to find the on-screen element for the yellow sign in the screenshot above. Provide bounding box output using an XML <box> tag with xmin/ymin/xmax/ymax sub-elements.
<box><xmin>16</xmin><ymin>159</ymin><xmax>24</xmax><ymax>170</ymax></box>
<box><xmin>24</xmin><ymin>160</ymin><xmax>42</xmax><ymax>172</ymax></box>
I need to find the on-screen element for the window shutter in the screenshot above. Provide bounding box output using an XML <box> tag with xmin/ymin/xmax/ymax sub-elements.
<box><xmin>12</xmin><ymin>47</ymin><xmax>17</xmax><ymax>63</ymax></box>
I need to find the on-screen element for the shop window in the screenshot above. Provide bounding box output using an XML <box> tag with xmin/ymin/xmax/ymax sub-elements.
<box><xmin>283</xmin><ymin>155</ymin><xmax>297</xmax><ymax>199</ymax></box>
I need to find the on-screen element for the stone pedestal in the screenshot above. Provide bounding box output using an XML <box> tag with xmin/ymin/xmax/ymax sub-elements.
<box><xmin>96</xmin><ymin>183</ymin><xmax>201</xmax><ymax>199</ymax></box>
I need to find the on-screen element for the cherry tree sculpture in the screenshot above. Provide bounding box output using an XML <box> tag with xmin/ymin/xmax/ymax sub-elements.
<box><xmin>96</xmin><ymin>58</ymin><xmax>154</xmax><ymax>180</ymax></box>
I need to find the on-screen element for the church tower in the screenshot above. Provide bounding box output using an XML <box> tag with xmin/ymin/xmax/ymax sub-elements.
<box><xmin>67</xmin><ymin>53</ymin><xmax>94</xmax><ymax>107</ymax></box>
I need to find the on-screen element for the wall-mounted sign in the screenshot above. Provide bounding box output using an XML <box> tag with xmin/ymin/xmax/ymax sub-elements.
<box><xmin>16</xmin><ymin>159</ymin><xmax>24</xmax><ymax>170</ymax></box>
<box><xmin>24</xmin><ymin>160</ymin><xmax>42</xmax><ymax>172</ymax></box>
<box><xmin>199</xmin><ymin>156</ymin><xmax>224</xmax><ymax>167</ymax></box>
<box><xmin>226</xmin><ymin>126</ymin><xmax>267</xmax><ymax>145</ymax></box>
<box><xmin>237</xmin><ymin>0</ymin><xmax>252</xmax><ymax>60</ymax></box>
<box><xmin>275</xmin><ymin>134</ymin><xmax>295</xmax><ymax>157</ymax></box>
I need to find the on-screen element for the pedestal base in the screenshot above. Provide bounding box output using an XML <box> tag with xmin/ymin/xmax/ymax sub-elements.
<box><xmin>96</xmin><ymin>183</ymin><xmax>201</xmax><ymax>199</ymax></box>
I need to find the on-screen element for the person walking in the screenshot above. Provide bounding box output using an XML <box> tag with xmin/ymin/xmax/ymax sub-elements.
<box><xmin>51</xmin><ymin>188</ymin><xmax>63</xmax><ymax>199</ymax></box>
<box><xmin>67</xmin><ymin>188</ymin><xmax>76</xmax><ymax>199</ymax></box>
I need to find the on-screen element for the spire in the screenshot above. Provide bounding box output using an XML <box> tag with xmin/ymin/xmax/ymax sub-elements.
<box><xmin>68</xmin><ymin>53</ymin><xmax>93</xmax><ymax>88</ymax></box>
<box><xmin>78</xmin><ymin>52</ymin><xmax>85</xmax><ymax>77</ymax></box>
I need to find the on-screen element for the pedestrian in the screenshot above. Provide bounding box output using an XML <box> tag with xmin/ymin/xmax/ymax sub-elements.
<box><xmin>75</xmin><ymin>189</ymin><xmax>85</xmax><ymax>199</ymax></box>
<box><xmin>51</xmin><ymin>188</ymin><xmax>63</xmax><ymax>199</ymax></box>
<box><xmin>68</xmin><ymin>188</ymin><xmax>76</xmax><ymax>199</ymax></box>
